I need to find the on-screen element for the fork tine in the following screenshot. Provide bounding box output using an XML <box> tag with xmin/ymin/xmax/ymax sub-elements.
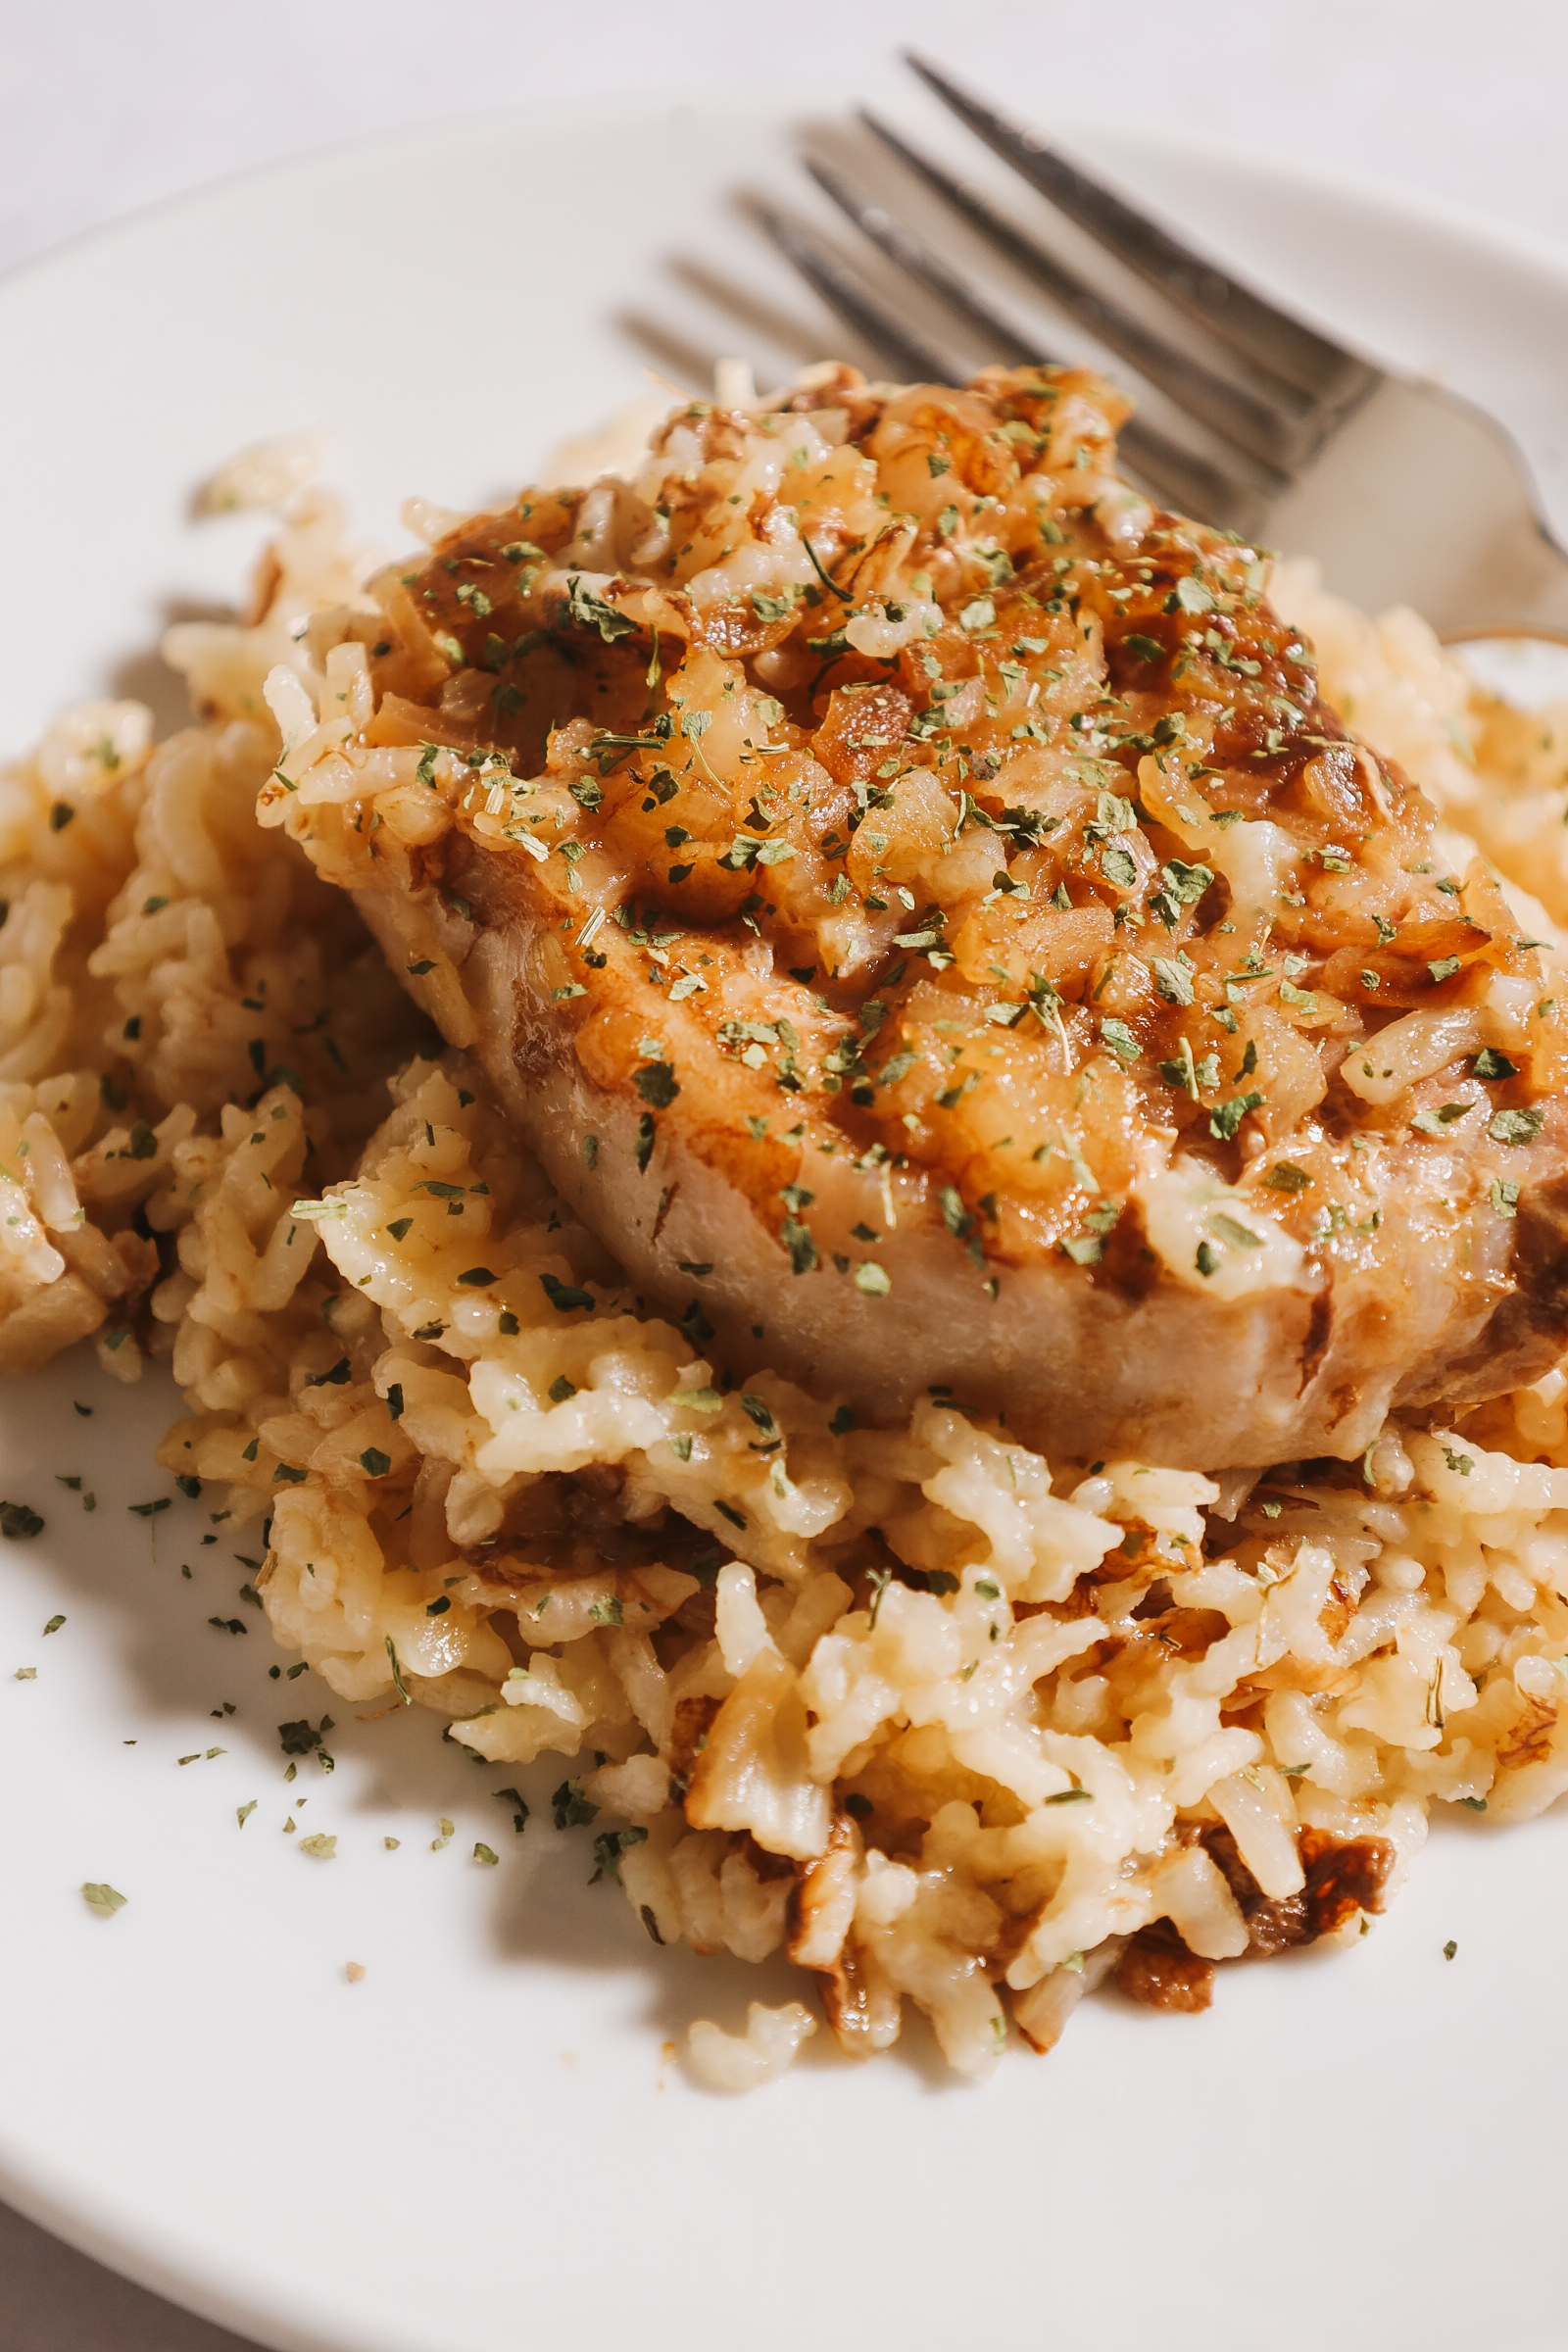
<box><xmin>906</xmin><ymin>52</ymin><xmax>1379</xmax><ymax>410</ymax></box>
<box><xmin>856</xmin><ymin>113</ymin><xmax>1315</xmax><ymax>474</ymax></box>
<box><xmin>755</xmin><ymin>203</ymin><xmax>1267</xmax><ymax>537</ymax></box>
<box><xmin>1119</xmin><ymin>423</ymin><xmax>1268</xmax><ymax>540</ymax></box>
<box><xmin>805</xmin><ymin>158</ymin><xmax>1051</xmax><ymax>369</ymax></box>
<box><xmin>751</xmin><ymin>200</ymin><xmax>963</xmax><ymax>384</ymax></box>
<box><xmin>820</xmin><ymin>140</ymin><xmax>1292</xmax><ymax>493</ymax></box>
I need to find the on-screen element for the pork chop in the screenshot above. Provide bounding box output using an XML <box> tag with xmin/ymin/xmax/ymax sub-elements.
<box><xmin>259</xmin><ymin>364</ymin><xmax>1568</xmax><ymax>1469</ymax></box>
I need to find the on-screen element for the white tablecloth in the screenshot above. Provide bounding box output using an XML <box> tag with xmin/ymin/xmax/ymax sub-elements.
<box><xmin>3</xmin><ymin>0</ymin><xmax>1565</xmax><ymax>2342</ymax></box>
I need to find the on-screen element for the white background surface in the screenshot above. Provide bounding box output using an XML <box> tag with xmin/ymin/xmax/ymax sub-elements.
<box><xmin>11</xmin><ymin>0</ymin><xmax>1568</xmax><ymax>279</ymax></box>
<box><xmin>5</xmin><ymin>3</ymin><xmax>1568</xmax><ymax>2343</ymax></box>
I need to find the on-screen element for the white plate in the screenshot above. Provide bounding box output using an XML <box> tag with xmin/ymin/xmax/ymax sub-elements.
<box><xmin>4</xmin><ymin>96</ymin><xmax>1568</xmax><ymax>2352</ymax></box>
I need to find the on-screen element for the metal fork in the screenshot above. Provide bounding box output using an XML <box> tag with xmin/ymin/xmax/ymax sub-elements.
<box><xmin>753</xmin><ymin>53</ymin><xmax>1568</xmax><ymax>643</ymax></box>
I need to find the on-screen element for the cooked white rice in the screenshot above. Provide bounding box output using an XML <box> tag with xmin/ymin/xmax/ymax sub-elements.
<box><xmin>5</xmin><ymin>414</ymin><xmax>1568</xmax><ymax>2082</ymax></box>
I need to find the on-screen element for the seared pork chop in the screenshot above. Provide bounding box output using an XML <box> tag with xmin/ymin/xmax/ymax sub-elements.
<box><xmin>260</xmin><ymin>364</ymin><xmax>1568</xmax><ymax>1468</ymax></box>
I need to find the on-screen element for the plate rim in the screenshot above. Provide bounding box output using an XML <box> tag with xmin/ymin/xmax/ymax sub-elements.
<box><xmin>7</xmin><ymin>78</ymin><xmax>1568</xmax><ymax>316</ymax></box>
<box><xmin>4</xmin><ymin>88</ymin><xmax>1568</xmax><ymax>2352</ymax></box>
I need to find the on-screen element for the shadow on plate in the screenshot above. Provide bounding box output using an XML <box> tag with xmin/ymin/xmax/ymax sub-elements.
<box><xmin>106</xmin><ymin>597</ymin><xmax>227</xmax><ymax>741</ymax></box>
<box><xmin>0</xmin><ymin>2198</ymin><xmax>260</xmax><ymax>2352</ymax></box>
<box><xmin>2</xmin><ymin>1346</ymin><xmax>975</xmax><ymax>2092</ymax></box>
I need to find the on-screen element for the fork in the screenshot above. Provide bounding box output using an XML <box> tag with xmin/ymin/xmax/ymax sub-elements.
<box><xmin>753</xmin><ymin>53</ymin><xmax>1568</xmax><ymax>644</ymax></box>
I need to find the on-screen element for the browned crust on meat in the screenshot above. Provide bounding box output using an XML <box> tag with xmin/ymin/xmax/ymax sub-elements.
<box><xmin>1114</xmin><ymin>1920</ymin><xmax>1215</xmax><ymax>2011</ymax></box>
<box><xmin>1200</xmin><ymin>1821</ymin><xmax>1395</xmax><ymax>1955</ymax></box>
<box><xmin>1415</xmin><ymin>1170</ymin><xmax>1568</xmax><ymax>1409</ymax></box>
<box><xmin>1298</xmin><ymin>1824</ymin><xmax>1396</xmax><ymax>1938</ymax></box>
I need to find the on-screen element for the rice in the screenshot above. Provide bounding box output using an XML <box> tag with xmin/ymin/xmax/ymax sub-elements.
<box><xmin>7</xmin><ymin>389</ymin><xmax>1568</xmax><ymax>2082</ymax></box>
<box><xmin>0</xmin><ymin>481</ymin><xmax>428</xmax><ymax>1384</ymax></box>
